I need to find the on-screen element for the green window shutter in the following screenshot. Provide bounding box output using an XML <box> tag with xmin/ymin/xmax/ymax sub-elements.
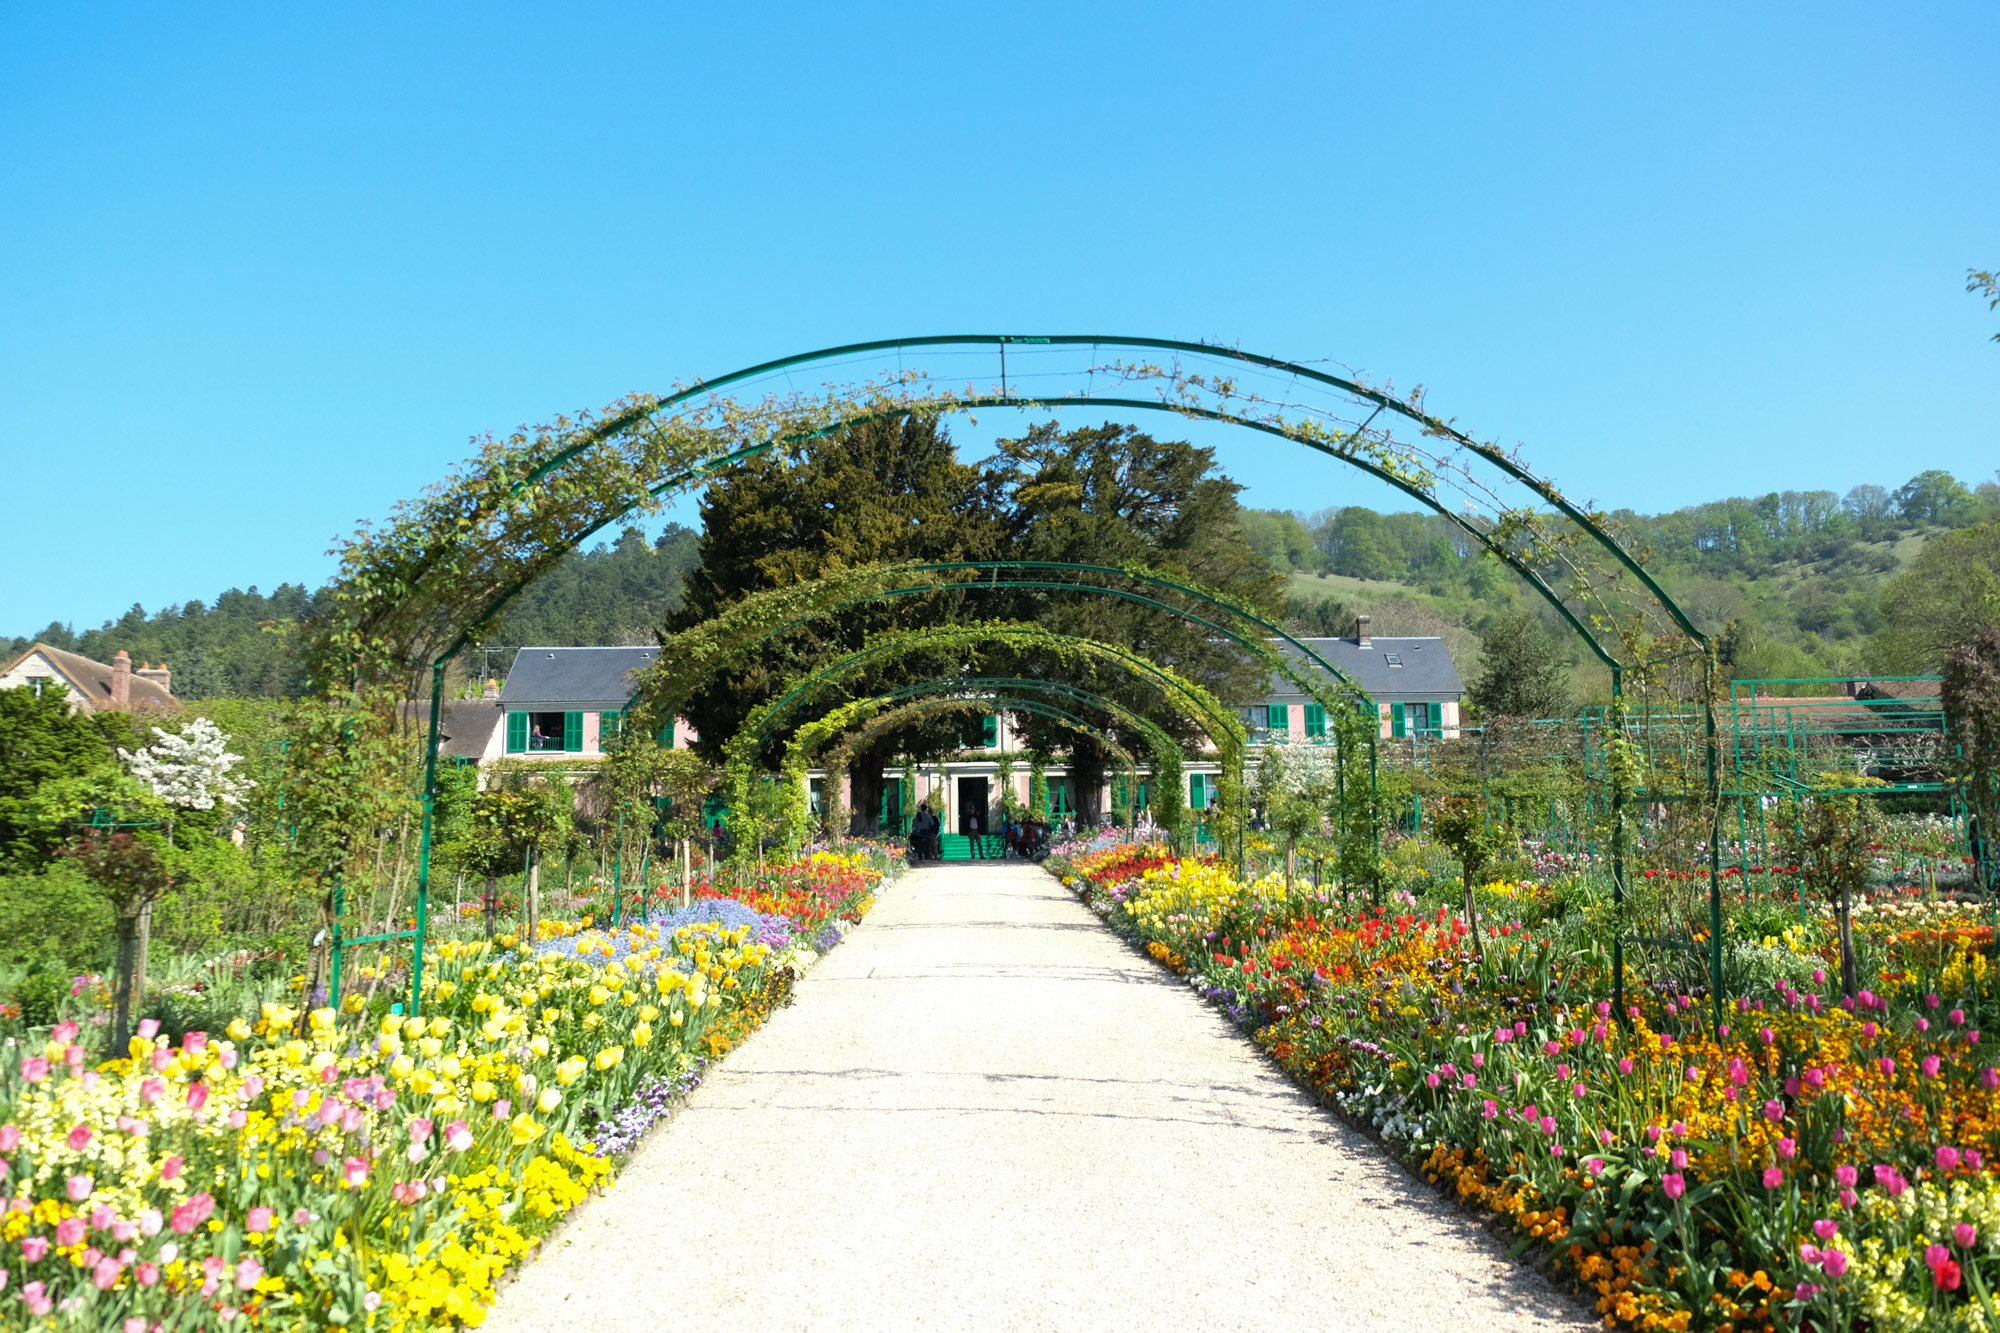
<box><xmin>506</xmin><ymin>712</ymin><xmax>528</xmax><ymax>754</ymax></box>
<box><xmin>1190</xmin><ymin>773</ymin><xmax>1206</xmax><ymax>808</ymax></box>
<box><xmin>982</xmin><ymin>715</ymin><xmax>997</xmax><ymax>747</ymax></box>
<box><xmin>1267</xmin><ymin>703</ymin><xmax>1288</xmax><ymax>732</ymax></box>
<box><xmin>563</xmin><ymin>711</ymin><xmax>583</xmax><ymax>752</ymax></box>
<box><xmin>600</xmin><ymin>710</ymin><xmax>621</xmax><ymax>744</ymax></box>
<box><xmin>1391</xmin><ymin>702</ymin><xmax>1406</xmax><ymax>739</ymax></box>
<box><xmin>1304</xmin><ymin>703</ymin><xmax>1326</xmax><ymax>738</ymax></box>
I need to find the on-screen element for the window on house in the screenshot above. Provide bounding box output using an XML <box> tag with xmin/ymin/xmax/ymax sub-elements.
<box><xmin>1303</xmin><ymin>703</ymin><xmax>1326</xmax><ymax>739</ymax></box>
<box><xmin>1384</xmin><ymin>653</ymin><xmax>1403</xmax><ymax>667</ymax></box>
<box><xmin>507</xmin><ymin>710</ymin><xmax>581</xmax><ymax>753</ymax></box>
<box><xmin>26</xmin><ymin>675</ymin><xmax>53</xmax><ymax>698</ymax></box>
<box><xmin>1049</xmin><ymin>778</ymin><xmax>1073</xmax><ymax>815</ymax></box>
<box><xmin>600</xmin><ymin>710</ymin><xmax>622</xmax><ymax>744</ymax></box>
<box><xmin>960</xmin><ymin>714</ymin><xmax>997</xmax><ymax>748</ymax></box>
<box><xmin>809</xmin><ymin>777</ymin><xmax>824</xmax><ymax>815</ymax></box>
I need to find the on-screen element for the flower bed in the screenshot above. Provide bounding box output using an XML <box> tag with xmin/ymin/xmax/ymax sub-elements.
<box><xmin>1053</xmin><ymin>843</ymin><xmax>2000</xmax><ymax>1333</ymax></box>
<box><xmin>0</xmin><ymin>854</ymin><xmax>887</xmax><ymax>1330</ymax></box>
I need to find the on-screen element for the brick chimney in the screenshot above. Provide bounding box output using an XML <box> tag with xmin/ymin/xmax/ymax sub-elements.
<box><xmin>135</xmin><ymin>662</ymin><xmax>171</xmax><ymax>695</ymax></box>
<box><xmin>1356</xmin><ymin>615</ymin><xmax>1372</xmax><ymax>649</ymax></box>
<box><xmin>111</xmin><ymin>650</ymin><xmax>131</xmax><ymax>709</ymax></box>
<box><xmin>483</xmin><ymin>677</ymin><xmax>500</xmax><ymax>700</ymax></box>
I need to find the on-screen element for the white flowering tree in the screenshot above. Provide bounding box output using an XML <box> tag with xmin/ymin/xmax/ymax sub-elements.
<box><xmin>117</xmin><ymin>716</ymin><xmax>255</xmax><ymax>1003</ymax></box>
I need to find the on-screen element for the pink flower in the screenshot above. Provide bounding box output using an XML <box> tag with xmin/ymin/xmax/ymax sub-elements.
<box><xmin>137</xmin><ymin>1018</ymin><xmax>159</xmax><ymax>1039</ymax></box>
<box><xmin>1839</xmin><ymin>1188</ymin><xmax>1858</xmax><ymax>1208</ymax></box>
<box><xmin>340</xmin><ymin>1106</ymin><xmax>365</xmax><ymax>1135</ymax></box>
<box><xmin>1425</xmin><ymin>1072</ymin><xmax>1440</xmax><ymax>1089</ymax></box>
<box><xmin>492</xmin><ymin>1099</ymin><xmax>512</xmax><ymax>1120</ymax></box>
<box><xmin>51</xmin><ymin>1021</ymin><xmax>76</xmax><ymax>1043</ymax></box>
<box><xmin>1813</xmin><ymin>1218</ymin><xmax>1839</xmax><ymax>1241</ymax></box>
<box><xmin>1953</xmin><ymin>1009</ymin><xmax>1966</xmax><ymax>1026</ymax></box>
<box><xmin>1573</xmin><ymin>1083</ymin><xmax>1587</xmax><ymax>1098</ymax></box>
<box><xmin>1662</xmin><ymin>1173</ymin><xmax>1686</xmax><ymax>1200</ymax></box>
<box><xmin>55</xmin><ymin>1216</ymin><xmax>84</xmax><ymax>1247</ymax></box>
<box><xmin>185</xmin><ymin>1083</ymin><xmax>209</xmax><ymax>1112</ymax></box>
<box><xmin>341</xmin><ymin>1156</ymin><xmax>369</xmax><ymax>1189</ymax></box>
<box><xmin>90</xmin><ymin>1205</ymin><xmax>114</xmax><ymax>1229</ymax></box>
<box><xmin>1618</xmin><ymin>1058</ymin><xmax>1634</xmax><ymax>1076</ymax></box>
<box><xmin>169</xmin><ymin>1193</ymin><xmax>214</xmax><ymax>1234</ymax></box>
<box><xmin>1544</xmin><ymin>1040</ymin><xmax>1560</xmax><ymax>1056</ymax></box>
<box><xmin>22</xmin><ymin>1280</ymin><xmax>51</xmax><ymax>1316</ymax></box>
<box><xmin>138</xmin><ymin>1209</ymin><xmax>161</xmax><ymax>1237</ymax></box>
<box><xmin>1958</xmin><ymin>1224</ymin><xmax>1978</xmax><ymax>1248</ymax></box>
<box><xmin>1763</xmin><ymin>1100</ymin><xmax>1784</xmax><ymax>1123</ymax></box>
<box><xmin>245</xmin><ymin>1207</ymin><xmax>273</xmax><ymax>1234</ymax></box>
<box><xmin>227</xmin><ymin>1109</ymin><xmax>247</xmax><ymax>1130</ymax></box>
<box><xmin>292</xmin><ymin>1209</ymin><xmax>312</xmax><ymax>1226</ymax></box>
<box><xmin>1777</xmin><ymin>1137</ymin><xmax>1797</xmax><ymax>1160</ymax></box>
<box><xmin>1835</xmin><ymin>1164</ymin><xmax>1859</xmax><ymax>1187</ymax></box>
<box><xmin>406</xmin><ymin>1143</ymin><xmax>429</xmax><ymax>1165</ymax></box>
<box><xmin>1923</xmin><ymin>1056</ymin><xmax>1943</xmax><ymax>1079</ymax></box>
<box><xmin>66</xmin><ymin>1175</ymin><xmax>92</xmax><ymax>1202</ymax></box>
<box><xmin>1763</xmin><ymin>1167</ymin><xmax>1783</xmax><ymax>1189</ymax></box>
<box><xmin>1599</xmin><ymin>1129</ymin><xmax>1614</xmax><ymax>1146</ymax></box>
<box><xmin>234</xmin><ymin>1256</ymin><xmax>263</xmax><ymax>1290</ymax></box>
<box><xmin>21</xmin><ymin>1236</ymin><xmax>49</xmax><ymax>1262</ymax></box>
<box><xmin>65</xmin><ymin>1124</ymin><xmax>92</xmax><ymax>1151</ymax></box>
<box><xmin>1822</xmin><ymin>1248</ymin><xmax>1850</xmax><ymax>1277</ymax></box>
<box><xmin>136</xmin><ymin>1263</ymin><xmax>159</xmax><ymax>1286</ymax></box>
<box><xmin>1481</xmin><ymin>1099</ymin><xmax>1498</xmax><ymax>1120</ymax></box>
<box><xmin>444</xmin><ymin>1120</ymin><xmax>473</xmax><ymax>1152</ymax></box>
<box><xmin>1671</xmin><ymin>1149</ymin><xmax>1688</xmax><ymax>1170</ymax></box>
<box><xmin>1584</xmin><ymin>1157</ymin><xmax>1604</xmax><ymax>1174</ymax></box>
<box><xmin>1939</xmin><ymin>1145</ymin><xmax>1963</xmax><ymax>1173</ymax></box>
<box><xmin>1799</xmin><ymin>1243</ymin><xmax>1823</xmax><ymax>1266</ymax></box>
<box><xmin>93</xmin><ymin>1257</ymin><xmax>120</xmax><ymax>1290</ymax></box>
<box><xmin>0</xmin><ymin>1126</ymin><xmax>19</xmax><ymax>1153</ymax></box>
<box><xmin>1462</xmin><ymin>1073</ymin><xmax>1476</xmax><ymax>1089</ymax></box>
<box><xmin>139</xmin><ymin>1078</ymin><xmax>164</xmax><ymax>1104</ymax></box>
<box><xmin>160</xmin><ymin>1155</ymin><xmax>184</xmax><ymax>1183</ymax></box>
<box><xmin>1880</xmin><ymin>1057</ymin><xmax>1896</xmax><ymax>1076</ymax></box>
<box><xmin>408</xmin><ymin>1117</ymin><xmax>434</xmax><ymax>1144</ymax></box>
<box><xmin>1760</xmin><ymin>1027</ymin><xmax>1774</xmax><ymax>1045</ymax></box>
<box><xmin>1983</xmin><ymin>1068</ymin><xmax>2000</xmax><ymax>1091</ymax></box>
<box><xmin>1539</xmin><ymin>1116</ymin><xmax>1557</xmax><ymax>1135</ymax></box>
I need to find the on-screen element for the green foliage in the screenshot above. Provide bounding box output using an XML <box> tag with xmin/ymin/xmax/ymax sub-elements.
<box><xmin>0</xmin><ymin>861</ymin><xmax>114</xmax><ymax>970</ymax></box>
<box><xmin>1943</xmin><ymin>627</ymin><xmax>2000</xmax><ymax>892</ymax></box>
<box><xmin>1285</xmin><ymin>593</ymin><xmax>1352</xmax><ymax>638</ymax></box>
<box><xmin>1872</xmin><ymin>523</ymin><xmax>2000</xmax><ymax>673</ymax></box>
<box><xmin>0</xmin><ymin>685</ymin><xmax>131</xmax><ymax>867</ymax></box>
<box><xmin>1468</xmin><ymin>611</ymin><xmax>1572</xmax><ymax>720</ymax></box>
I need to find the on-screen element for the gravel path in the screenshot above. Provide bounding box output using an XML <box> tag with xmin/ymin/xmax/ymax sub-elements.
<box><xmin>484</xmin><ymin>862</ymin><xmax>1593</xmax><ymax>1332</ymax></box>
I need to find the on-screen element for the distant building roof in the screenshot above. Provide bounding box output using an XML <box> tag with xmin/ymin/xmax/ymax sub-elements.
<box><xmin>1269</xmin><ymin>636</ymin><xmax>1465</xmax><ymax>702</ymax></box>
<box><xmin>0</xmin><ymin>643</ymin><xmax>177</xmax><ymax>714</ymax></box>
<box><xmin>498</xmin><ymin>647</ymin><xmax>658</xmax><ymax>711</ymax></box>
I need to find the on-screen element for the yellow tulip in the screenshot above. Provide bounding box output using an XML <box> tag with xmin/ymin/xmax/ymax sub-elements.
<box><xmin>282</xmin><ymin>1041</ymin><xmax>309</xmax><ymax>1066</ymax></box>
<box><xmin>639</xmin><ymin>1005</ymin><xmax>659</xmax><ymax>1022</ymax></box>
<box><xmin>555</xmin><ymin>1058</ymin><xmax>586</xmax><ymax>1086</ymax></box>
<box><xmin>529</xmin><ymin>1035</ymin><xmax>550</xmax><ymax>1058</ymax></box>
<box><xmin>439</xmin><ymin>1056</ymin><xmax>463</xmax><ymax>1078</ymax></box>
<box><xmin>632</xmin><ymin>1024</ymin><xmax>653</xmax><ymax>1048</ymax></box>
<box><xmin>227</xmin><ymin>1018</ymin><xmax>252</xmax><ymax>1041</ymax></box>
<box><xmin>390</xmin><ymin>1055</ymin><xmax>415</xmax><ymax>1079</ymax></box>
<box><xmin>419</xmin><ymin>1037</ymin><xmax>444</xmax><ymax>1059</ymax></box>
<box><xmin>537</xmin><ymin>1087</ymin><xmax>562</xmax><ymax>1113</ymax></box>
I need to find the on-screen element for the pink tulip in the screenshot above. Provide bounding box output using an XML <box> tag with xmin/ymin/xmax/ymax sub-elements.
<box><xmin>21</xmin><ymin>1280</ymin><xmax>51</xmax><ymax>1316</ymax></box>
<box><xmin>246</xmin><ymin>1207</ymin><xmax>273</xmax><ymax>1234</ymax></box>
<box><xmin>65</xmin><ymin>1125</ymin><xmax>91</xmax><ymax>1151</ymax></box>
<box><xmin>1835</xmin><ymin>1164</ymin><xmax>1858</xmax><ymax>1187</ymax></box>
<box><xmin>1662</xmin><ymin>1173</ymin><xmax>1686</xmax><ymax>1199</ymax></box>
<box><xmin>1671</xmin><ymin>1148</ymin><xmax>1688</xmax><ymax>1170</ymax></box>
<box><xmin>1618</xmin><ymin>1059</ymin><xmax>1634</xmax><ymax>1075</ymax></box>
<box><xmin>169</xmin><ymin>1193</ymin><xmax>214</xmax><ymax>1234</ymax></box>
<box><xmin>93</xmin><ymin>1257</ymin><xmax>120</xmax><ymax>1290</ymax></box>
<box><xmin>1763</xmin><ymin>1167</ymin><xmax>1783</xmax><ymax>1189</ymax></box>
<box><xmin>1584</xmin><ymin>1157</ymin><xmax>1604</xmax><ymax>1174</ymax></box>
<box><xmin>1814</xmin><ymin>1218</ymin><xmax>1839</xmax><ymax>1240</ymax></box>
<box><xmin>55</xmin><ymin>1217</ymin><xmax>84</xmax><ymax>1247</ymax></box>
<box><xmin>1939</xmin><ymin>1145</ymin><xmax>1963</xmax><ymax>1173</ymax></box>
<box><xmin>1822</xmin><ymin>1249</ymin><xmax>1849</xmax><ymax>1277</ymax></box>
<box><xmin>341</xmin><ymin>1156</ymin><xmax>369</xmax><ymax>1189</ymax></box>
<box><xmin>1923</xmin><ymin>1056</ymin><xmax>1943</xmax><ymax>1079</ymax></box>
<box><xmin>1880</xmin><ymin>1057</ymin><xmax>1896</xmax><ymax>1076</ymax></box>
<box><xmin>1799</xmin><ymin>1243</ymin><xmax>1823</xmax><ymax>1266</ymax></box>
<box><xmin>0</xmin><ymin>1126</ymin><xmax>19</xmax><ymax>1152</ymax></box>
<box><xmin>1425</xmin><ymin>1072</ymin><xmax>1439</xmax><ymax>1089</ymax></box>
<box><xmin>445</xmin><ymin>1120</ymin><xmax>473</xmax><ymax>1152</ymax></box>
<box><xmin>160</xmin><ymin>1155</ymin><xmax>184</xmax><ymax>1182</ymax></box>
<box><xmin>139</xmin><ymin>1078</ymin><xmax>164</xmax><ymax>1104</ymax></box>
<box><xmin>1958</xmin><ymin>1224</ymin><xmax>1978</xmax><ymax>1248</ymax></box>
<box><xmin>409</xmin><ymin>1117</ymin><xmax>434</xmax><ymax>1144</ymax></box>
<box><xmin>138</xmin><ymin>1209</ymin><xmax>161</xmax><ymax>1237</ymax></box>
<box><xmin>1983</xmin><ymin>1068</ymin><xmax>2000</xmax><ymax>1091</ymax></box>
<box><xmin>185</xmin><ymin>1083</ymin><xmax>209</xmax><ymax>1112</ymax></box>
<box><xmin>90</xmin><ymin>1205</ymin><xmax>114</xmax><ymax>1229</ymax></box>
<box><xmin>235</xmin><ymin>1256</ymin><xmax>263</xmax><ymax>1290</ymax></box>
<box><xmin>21</xmin><ymin>1236</ymin><xmax>49</xmax><ymax>1263</ymax></box>
<box><xmin>1539</xmin><ymin>1116</ymin><xmax>1556</xmax><ymax>1135</ymax></box>
<box><xmin>66</xmin><ymin>1175</ymin><xmax>92</xmax><ymax>1202</ymax></box>
<box><xmin>1481</xmin><ymin>1099</ymin><xmax>1498</xmax><ymax>1119</ymax></box>
<box><xmin>1763</xmin><ymin>1100</ymin><xmax>1784</xmax><ymax>1123</ymax></box>
<box><xmin>1953</xmin><ymin>1009</ymin><xmax>1967</xmax><ymax>1026</ymax></box>
<box><xmin>136</xmin><ymin>1263</ymin><xmax>159</xmax><ymax>1286</ymax></box>
<box><xmin>1777</xmin><ymin>1137</ymin><xmax>1797</xmax><ymax>1159</ymax></box>
<box><xmin>20</xmin><ymin>1057</ymin><xmax>49</xmax><ymax>1084</ymax></box>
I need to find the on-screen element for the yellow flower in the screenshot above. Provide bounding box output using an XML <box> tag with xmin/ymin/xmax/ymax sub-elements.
<box><xmin>537</xmin><ymin>1088</ymin><xmax>562</xmax><ymax>1113</ymax></box>
<box><xmin>510</xmin><ymin>1114</ymin><xmax>543</xmax><ymax>1147</ymax></box>
<box><xmin>226</xmin><ymin>1018</ymin><xmax>252</xmax><ymax>1040</ymax></box>
<box><xmin>592</xmin><ymin>1047</ymin><xmax>624</xmax><ymax>1072</ymax></box>
<box><xmin>555</xmin><ymin>1058</ymin><xmax>587</xmax><ymax>1086</ymax></box>
<box><xmin>470</xmin><ymin>1080</ymin><xmax>496</xmax><ymax>1103</ymax></box>
<box><xmin>309</xmin><ymin>1007</ymin><xmax>338</xmax><ymax>1032</ymax></box>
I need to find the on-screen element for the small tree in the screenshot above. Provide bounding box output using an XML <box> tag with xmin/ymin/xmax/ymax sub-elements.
<box><xmin>1944</xmin><ymin>628</ymin><xmax>2000</xmax><ymax>899</ymax></box>
<box><xmin>1469</xmin><ymin>611</ymin><xmax>1571</xmax><ymax>720</ymax></box>
<box><xmin>56</xmin><ymin>830</ymin><xmax>167</xmax><ymax>1049</ymax></box>
<box><xmin>117</xmin><ymin>716</ymin><xmax>254</xmax><ymax>1007</ymax></box>
<box><xmin>1777</xmin><ymin>781</ymin><xmax>1880</xmax><ymax>1000</ymax></box>
<box><xmin>1432</xmin><ymin>797</ymin><xmax>1505</xmax><ymax>962</ymax></box>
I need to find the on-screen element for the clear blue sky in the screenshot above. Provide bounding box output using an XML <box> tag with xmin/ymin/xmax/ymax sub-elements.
<box><xmin>4</xmin><ymin>2</ymin><xmax>1995</xmax><ymax>637</ymax></box>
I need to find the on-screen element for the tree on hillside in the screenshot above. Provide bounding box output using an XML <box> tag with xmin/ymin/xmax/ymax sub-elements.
<box><xmin>1894</xmin><ymin>470</ymin><xmax>1974</xmax><ymax>526</ymax></box>
<box><xmin>1870</xmin><ymin>523</ymin><xmax>2000</xmax><ymax>673</ymax></box>
<box><xmin>1468</xmin><ymin>611</ymin><xmax>1571</xmax><ymax>720</ymax></box>
<box><xmin>665</xmin><ymin>414</ymin><xmax>1002</xmax><ymax>832</ymax></box>
<box><xmin>1286</xmin><ymin>594</ymin><xmax>1352</xmax><ymax>638</ymax></box>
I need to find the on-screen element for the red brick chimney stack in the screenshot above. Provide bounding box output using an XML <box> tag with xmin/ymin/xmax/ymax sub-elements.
<box><xmin>135</xmin><ymin>662</ymin><xmax>172</xmax><ymax>694</ymax></box>
<box><xmin>111</xmin><ymin>651</ymin><xmax>131</xmax><ymax>709</ymax></box>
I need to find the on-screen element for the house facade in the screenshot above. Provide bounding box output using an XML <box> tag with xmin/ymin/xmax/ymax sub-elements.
<box><xmin>483</xmin><ymin>627</ymin><xmax>1461</xmax><ymax>834</ymax></box>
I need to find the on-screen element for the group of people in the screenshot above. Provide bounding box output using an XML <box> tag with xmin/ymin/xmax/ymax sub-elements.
<box><xmin>905</xmin><ymin>805</ymin><xmax>1068</xmax><ymax>862</ymax></box>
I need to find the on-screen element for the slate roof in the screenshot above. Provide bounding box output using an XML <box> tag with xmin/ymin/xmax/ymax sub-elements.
<box><xmin>1268</xmin><ymin>636</ymin><xmax>1464</xmax><ymax>702</ymax></box>
<box><xmin>498</xmin><ymin>647</ymin><xmax>659</xmax><ymax>710</ymax></box>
